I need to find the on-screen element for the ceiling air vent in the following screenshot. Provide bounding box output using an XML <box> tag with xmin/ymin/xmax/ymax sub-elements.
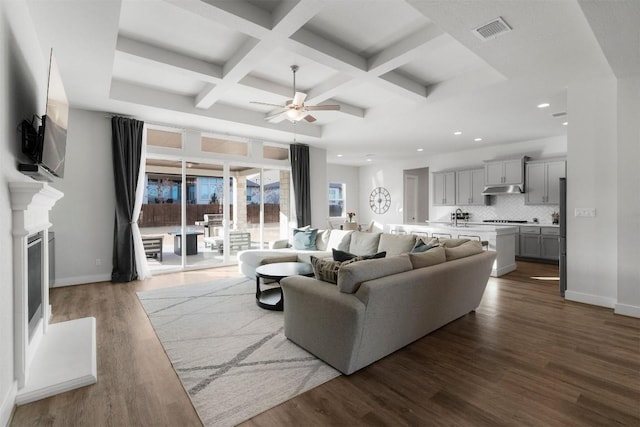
<box><xmin>473</xmin><ymin>17</ymin><xmax>511</xmax><ymax>41</ymax></box>
<box><xmin>552</xmin><ymin>112</ymin><xmax>567</xmax><ymax>117</ymax></box>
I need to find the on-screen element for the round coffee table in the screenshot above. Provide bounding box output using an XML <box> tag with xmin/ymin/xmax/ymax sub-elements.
<box><xmin>255</xmin><ymin>262</ymin><xmax>314</xmax><ymax>311</ymax></box>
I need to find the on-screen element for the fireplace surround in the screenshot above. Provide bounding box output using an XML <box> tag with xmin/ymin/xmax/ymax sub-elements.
<box><xmin>9</xmin><ymin>181</ymin><xmax>97</xmax><ymax>404</ymax></box>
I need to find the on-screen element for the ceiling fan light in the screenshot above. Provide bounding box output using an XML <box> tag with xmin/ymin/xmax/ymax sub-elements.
<box><xmin>286</xmin><ymin>109</ymin><xmax>305</xmax><ymax>121</ymax></box>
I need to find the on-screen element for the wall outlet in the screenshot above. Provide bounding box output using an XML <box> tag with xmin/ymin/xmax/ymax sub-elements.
<box><xmin>95</xmin><ymin>258</ymin><xmax>101</xmax><ymax>266</ymax></box>
<box><xmin>574</xmin><ymin>208</ymin><xmax>596</xmax><ymax>217</ymax></box>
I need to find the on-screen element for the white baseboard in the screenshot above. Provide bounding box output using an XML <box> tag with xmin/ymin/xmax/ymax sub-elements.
<box><xmin>51</xmin><ymin>273</ymin><xmax>111</xmax><ymax>287</ymax></box>
<box><xmin>565</xmin><ymin>290</ymin><xmax>616</xmax><ymax>309</ymax></box>
<box><xmin>614</xmin><ymin>303</ymin><xmax>640</xmax><ymax>318</ymax></box>
<box><xmin>0</xmin><ymin>381</ymin><xmax>17</xmax><ymax>427</ymax></box>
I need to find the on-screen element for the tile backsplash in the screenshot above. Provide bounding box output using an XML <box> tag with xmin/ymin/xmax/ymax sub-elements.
<box><xmin>435</xmin><ymin>194</ymin><xmax>559</xmax><ymax>224</ymax></box>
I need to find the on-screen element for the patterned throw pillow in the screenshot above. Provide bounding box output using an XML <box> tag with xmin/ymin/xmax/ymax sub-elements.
<box><xmin>410</xmin><ymin>238</ymin><xmax>439</xmax><ymax>253</ymax></box>
<box><xmin>293</xmin><ymin>228</ymin><xmax>318</xmax><ymax>250</ymax></box>
<box><xmin>332</xmin><ymin>248</ymin><xmax>386</xmax><ymax>262</ymax></box>
<box><xmin>310</xmin><ymin>255</ymin><xmax>363</xmax><ymax>284</ymax></box>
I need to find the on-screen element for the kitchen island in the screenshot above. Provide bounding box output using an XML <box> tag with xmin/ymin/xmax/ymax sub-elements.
<box><xmin>388</xmin><ymin>223</ymin><xmax>517</xmax><ymax>277</ymax></box>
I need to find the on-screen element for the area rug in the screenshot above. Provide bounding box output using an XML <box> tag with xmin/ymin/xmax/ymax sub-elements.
<box><xmin>137</xmin><ymin>277</ymin><xmax>340</xmax><ymax>427</ymax></box>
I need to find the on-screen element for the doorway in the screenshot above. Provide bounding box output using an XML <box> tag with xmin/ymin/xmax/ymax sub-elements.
<box><xmin>403</xmin><ymin>167</ymin><xmax>429</xmax><ymax>224</ymax></box>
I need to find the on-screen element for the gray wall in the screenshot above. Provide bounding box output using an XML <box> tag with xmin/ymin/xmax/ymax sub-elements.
<box><xmin>49</xmin><ymin>109</ymin><xmax>115</xmax><ymax>286</ymax></box>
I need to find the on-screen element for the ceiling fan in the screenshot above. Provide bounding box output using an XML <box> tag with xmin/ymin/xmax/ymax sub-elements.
<box><xmin>251</xmin><ymin>65</ymin><xmax>340</xmax><ymax>123</ymax></box>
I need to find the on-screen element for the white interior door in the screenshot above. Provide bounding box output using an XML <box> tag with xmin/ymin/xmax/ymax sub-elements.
<box><xmin>404</xmin><ymin>174</ymin><xmax>418</xmax><ymax>223</ymax></box>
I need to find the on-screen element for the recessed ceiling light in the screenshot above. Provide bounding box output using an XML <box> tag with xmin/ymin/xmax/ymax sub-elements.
<box><xmin>537</xmin><ymin>103</ymin><xmax>550</xmax><ymax>109</ymax></box>
<box><xmin>454</xmin><ymin>131</ymin><xmax>462</xmax><ymax>135</ymax></box>
<box><xmin>562</xmin><ymin>122</ymin><xmax>568</xmax><ymax>126</ymax></box>
<box><xmin>337</xmin><ymin>154</ymin><xmax>343</xmax><ymax>157</ymax></box>
<box><xmin>366</xmin><ymin>158</ymin><xmax>372</xmax><ymax>162</ymax></box>
<box><xmin>417</xmin><ymin>148</ymin><xmax>424</xmax><ymax>152</ymax></box>
<box><xmin>474</xmin><ymin>138</ymin><xmax>483</xmax><ymax>142</ymax></box>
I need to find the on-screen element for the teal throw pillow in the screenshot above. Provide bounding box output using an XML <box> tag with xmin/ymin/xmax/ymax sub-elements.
<box><xmin>293</xmin><ymin>228</ymin><xmax>318</xmax><ymax>250</ymax></box>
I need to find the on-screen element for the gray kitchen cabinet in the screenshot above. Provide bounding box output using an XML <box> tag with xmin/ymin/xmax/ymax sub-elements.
<box><xmin>519</xmin><ymin>227</ymin><xmax>541</xmax><ymax>258</ymax></box>
<box><xmin>484</xmin><ymin>158</ymin><xmax>524</xmax><ymax>185</ymax></box>
<box><xmin>517</xmin><ymin>226</ymin><xmax>560</xmax><ymax>260</ymax></box>
<box><xmin>525</xmin><ymin>159</ymin><xmax>566</xmax><ymax>205</ymax></box>
<box><xmin>456</xmin><ymin>168</ymin><xmax>485</xmax><ymax>205</ymax></box>
<box><xmin>433</xmin><ymin>171</ymin><xmax>455</xmax><ymax>206</ymax></box>
<box><xmin>540</xmin><ymin>227</ymin><xmax>560</xmax><ymax>260</ymax></box>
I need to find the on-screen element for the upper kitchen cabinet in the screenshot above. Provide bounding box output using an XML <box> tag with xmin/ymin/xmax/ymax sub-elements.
<box><xmin>525</xmin><ymin>159</ymin><xmax>566</xmax><ymax>205</ymax></box>
<box><xmin>433</xmin><ymin>171</ymin><xmax>455</xmax><ymax>206</ymax></box>
<box><xmin>485</xmin><ymin>158</ymin><xmax>524</xmax><ymax>185</ymax></box>
<box><xmin>456</xmin><ymin>168</ymin><xmax>487</xmax><ymax>205</ymax></box>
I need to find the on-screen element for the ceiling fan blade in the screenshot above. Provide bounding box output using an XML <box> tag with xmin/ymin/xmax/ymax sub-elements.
<box><xmin>250</xmin><ymin>101</ymin><xmax>284</xmax><ymax>108</ymax></box>
<box><xmin>264</xmin><ymin>109</ymin><xmax>287</xmax><ymax>122</ymax></box>
<box><xmin>304</xmin><ymin>114</ymin><xmax>317</xmax><ymax>123</ymax></box>
<box><xmin>305</xmin><ymin>104</ymin><xmax>340</xmax><ymax>111</ymax></box>
<box><xmin>292</xmin><ymin>92</ymin><xmax>307</xmax><ymax>107</ymax></box>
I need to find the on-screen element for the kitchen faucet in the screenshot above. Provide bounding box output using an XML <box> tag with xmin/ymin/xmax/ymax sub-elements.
<box><xmin>454</xmin><ymin>208</ymin><xmax>463</xmax><ymax>227</ymax></box>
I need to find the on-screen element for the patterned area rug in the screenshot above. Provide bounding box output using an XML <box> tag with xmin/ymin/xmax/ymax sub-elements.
<box><xmin>137</xmin><ymin>277</ymin><xmax>340</xmax><ymax>427</ymax></box>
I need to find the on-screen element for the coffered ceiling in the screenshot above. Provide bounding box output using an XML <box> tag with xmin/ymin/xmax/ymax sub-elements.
<box><xmin>25</xmin><ymin>0</ymin><xmax>637</xmax><ymax>165</ymax></box>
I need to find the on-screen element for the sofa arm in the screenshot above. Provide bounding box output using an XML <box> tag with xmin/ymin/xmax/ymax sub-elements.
<box><xmin>281</xmin><ymin>276</ymin><xmax>366</xmax><ymax>375</ymax></box>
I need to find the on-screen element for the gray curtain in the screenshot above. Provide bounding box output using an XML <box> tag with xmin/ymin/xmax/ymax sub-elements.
<box><xmin>290</xmin><ymin>143</ymin><xmax>311</xmax><ymax>227</ymax></box>
<box><xmin>111</xmin><ymin>116</ymin><xmax>144</xmax><ymax>282</ymax></box>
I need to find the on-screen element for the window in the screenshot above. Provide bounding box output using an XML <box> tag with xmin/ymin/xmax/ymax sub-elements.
<box><xmin>329</xmin><ymin>183</ymin><xmax>345</xmax><ymax>217</ymax></box>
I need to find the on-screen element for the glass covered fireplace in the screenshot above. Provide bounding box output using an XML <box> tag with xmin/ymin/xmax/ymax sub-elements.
<box><xmin>27</xmin><ymin>232</ymin><xmax>44</xmax><ymax>341</ymax></box>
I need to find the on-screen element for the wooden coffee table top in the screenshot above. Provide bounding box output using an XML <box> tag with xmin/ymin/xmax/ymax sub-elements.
<box><xmin>255</xmin><ymin>262</ymin><xmax>314</xmax><ymax>281</ymax></box>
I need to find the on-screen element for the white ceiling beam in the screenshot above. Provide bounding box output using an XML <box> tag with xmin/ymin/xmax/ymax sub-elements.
<box><xmin>367</xmin><ymin>25</ymin><xmax>446</xmax><ymax>74</ymax></box>
<box><xmin>116</xmin><ymin>35</ymin><xmax>223</xmax><ymax>84</ymax></box>
<box><xmin>305</xmin><ymin>73</ymin><xmax>357</xmax><ymax>103</ymax></box>
<box><xmin>239</xmin><ymin>75</ymin><xmax>293</xmax><ymax>98</ymax></box>
<box><xmin>194</xmin><ymin>0</ymin><xmax>325</xmax><ymax>110</ymax></box>
<box><xmin>378</xmin><ymin>70</ymin><xmax>428</xmax><ymax>98</ymax></box>
<box><xmin>110</xmin><ymin>80</ymin><xmax>321</xmax><ymax>138</ymax></box>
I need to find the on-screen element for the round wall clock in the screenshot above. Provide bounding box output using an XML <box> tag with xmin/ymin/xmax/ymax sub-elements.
<box><xmin>369</xmin><ymin>187</ymin><xmax>391</xmax><ymax>214</ymax></box>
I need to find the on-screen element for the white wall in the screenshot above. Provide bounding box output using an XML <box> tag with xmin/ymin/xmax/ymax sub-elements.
<box><xmin>357</xmin><ymin>136</ymin><xmax>567</xmax><ymax>230</ymax></box>
<box><xmin>0</xmin><ymin>0</ymin><xmax>49</xmax><ymax>423</ymax></box>
<box><xmin>49</xmin><ymin>109</ymin><xmax>115</xmax><ymax>286</ymax></box>
<box><xmin>565</xmin><ymin>77</ymin><xmax>618</xmax><ymax>309</ymax></box>
<box><xmin>615</xmin><ymin>77</ymin><xmax>640</xmax><ymax>317</ymax></box>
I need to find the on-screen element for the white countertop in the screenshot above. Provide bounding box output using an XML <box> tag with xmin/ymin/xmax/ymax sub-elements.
<box><xmin>392</xmin><ymin>223</ymin><xmax>517</xmax><ymax>234</ymax></box>
<box><xmin>427</xmin><ymin>221</ymin><xmax>559</xmax><ymax>228</ymax></box>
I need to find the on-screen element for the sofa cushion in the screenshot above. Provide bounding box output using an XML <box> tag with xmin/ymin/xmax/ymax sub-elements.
<box><xmin>377</xmin><ymin>233</ymin><xmax>417</xmax><ymax>256</ymax></box>
<box><xmin>310</xmin><ymin>255</ymin><xmax>362</xmax><ymax>284</ymax></box>
<box><xmin>326</xmin><ymin>229</ymin><xmax>353</xmax><ymax>251</ymax></box>
<box><xmin>439</xmin><ymin>238</ymin><xmax>471</xmax><ymax>248</ymax></box>
<box><xmin>337</xmin><ymin>255</ymin><xmax>413</xmax><ymax>294</ymax></box>
<box><xmin>445</xmin><ymin>240</ymin><xmax>483</xmax><ymax>260</ymax></box>
<box><xmin>269</xmin><ymin>239</ymin><xmax>290</xmax><ymax>249</ymax></box>
<box><xmin>409</xmin><ymin>246</ymin><xmax>446</xmax><ymax>269</ymax></box>
<box><xmin>315</xmin><ymin>229</ymin><xmax>331</xmax><ymax>251</ymax></box>
<box><xmin>348</xmin><ymin>231</ymin><xmax>382</xmax><ymax>255</ymax></box>
<box><xmin>293</xmin><ymin>228</ymin><xmax>318</xmax><ymax>250</ymax></box>
<box><xmin>333</xmin><ymin>248</ymin><xmax>386</xmax><ymax>262</ymax></box>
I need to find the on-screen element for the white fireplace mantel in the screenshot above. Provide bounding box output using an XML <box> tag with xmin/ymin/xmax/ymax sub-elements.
<box><xmin>9</xmin><ymin>181</ymin><xmax>97</xmax><ymax>405</ymax></box>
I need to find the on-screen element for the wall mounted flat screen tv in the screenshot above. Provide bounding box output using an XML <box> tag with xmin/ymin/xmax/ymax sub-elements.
<box><xmin>21</xmin><ymin>50</ymin><xmax>70</xmax><ymax>178</ymax></box>
<box><xmin>40</xmin><ymin>51</ymin><xmax>69</xmax><ymax>178</ymax></box>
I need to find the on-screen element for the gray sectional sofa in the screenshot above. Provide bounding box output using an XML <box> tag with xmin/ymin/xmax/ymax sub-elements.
<box><xmin>281</xmin><ymin>248</ymin><xmax>496</xmax><ymax>374</ymax></box>
<box><xmin>238</xmin><ymin>228</ymin><xmax>496</xmax><ymax>374</ymax></box>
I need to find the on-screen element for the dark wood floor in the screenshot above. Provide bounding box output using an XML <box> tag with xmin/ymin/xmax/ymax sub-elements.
<box><xmin>10</xmin><ymin>262</ymin><xmax>640</xmax><ymax>426</ymax></box>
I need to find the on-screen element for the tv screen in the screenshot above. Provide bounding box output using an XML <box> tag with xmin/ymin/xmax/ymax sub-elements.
<box><xmin>40</xmin><ymin>52</ymin><xmax>68</xmax><ymax>178</ymax></box>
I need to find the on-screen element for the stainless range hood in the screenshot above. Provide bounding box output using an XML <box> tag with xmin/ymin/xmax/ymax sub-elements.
<box><xmin>482</xmin><ymin>185</ymin><xmax>524</xmax><ymax>195</ymax></box>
